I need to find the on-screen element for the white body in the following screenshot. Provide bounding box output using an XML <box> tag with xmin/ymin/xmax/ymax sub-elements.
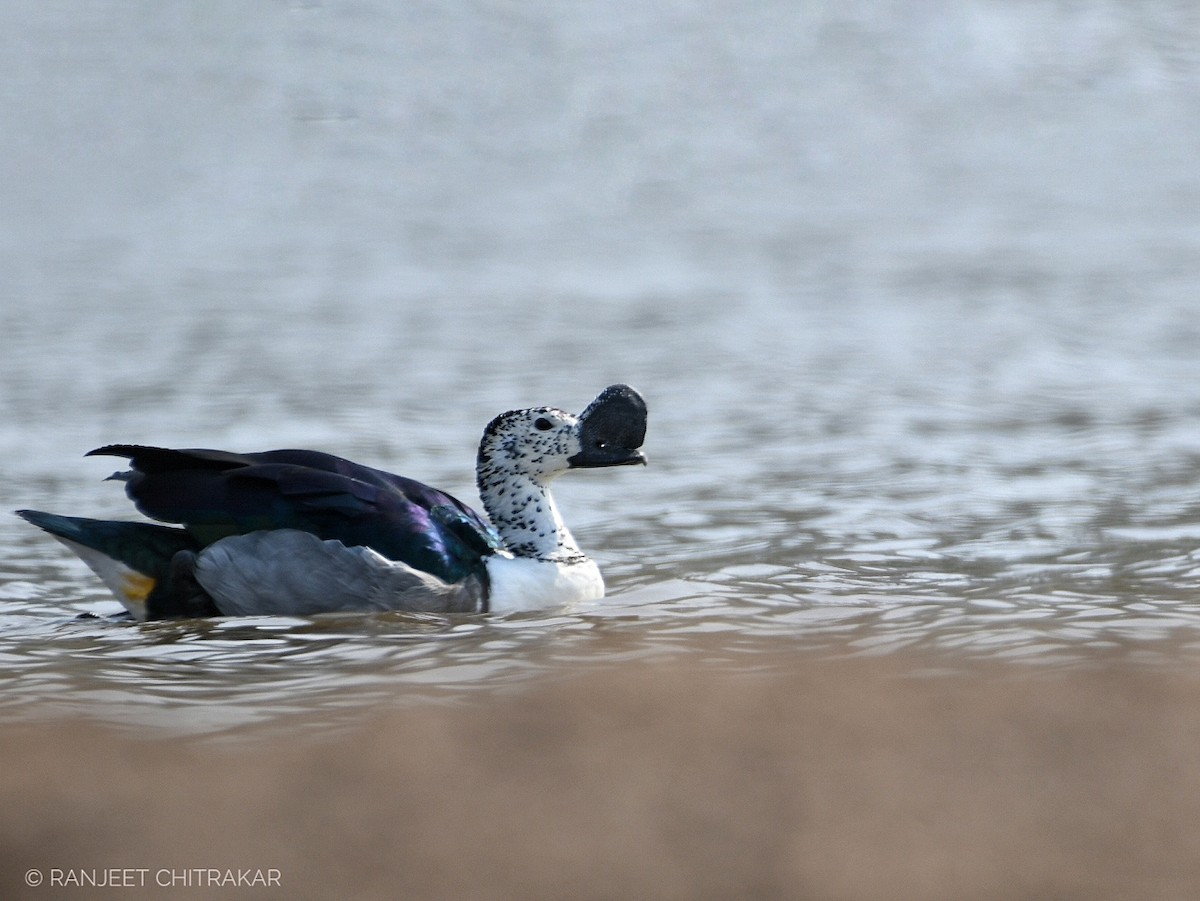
<box><xmin>191</xmin><ymin>532</ymin><xmax>603</xmax><ymax>617</ymax></box>
<box><xmin>54</xmin><ymin>527</ymin><xmax>606</xmax><ymax>619</ymax></box>
<box><xmin>484</xmin><ymin>553</ymin><xmax>604</xmax><ymax>613</ymax></box>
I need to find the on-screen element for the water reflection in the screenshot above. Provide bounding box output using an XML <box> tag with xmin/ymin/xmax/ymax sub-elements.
<box><xmin>5</xmin><ymin>527</ymin><xmax>1200</xmax><ymax>737</ymax></box>
<box><xmin>9</xmin><ymin>394</ymin><xmax>1200</xmax><ymax>737</ymax></box>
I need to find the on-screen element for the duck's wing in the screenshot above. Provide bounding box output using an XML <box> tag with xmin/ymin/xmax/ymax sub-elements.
<box><xmin>88</xmin><ymin>445</ymin><xmax>500</xmax><ymax>585</ymax></box>
<box><xmin>194</xmin><ymin>530</ymin><xmax>488</xmax><ymax>616</ymax></box>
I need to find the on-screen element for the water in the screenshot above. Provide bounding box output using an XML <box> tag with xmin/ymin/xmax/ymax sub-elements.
<box><xmin>2</xmin><ymin>0</ymin><xmax>1200</xmax><ymax>736</ymax></box>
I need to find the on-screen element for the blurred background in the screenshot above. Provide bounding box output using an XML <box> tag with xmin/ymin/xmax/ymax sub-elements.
<box><xmin>4</xmin><ymin>0</ymin><xmax>1198</xmax><ymax>459</ymax></box>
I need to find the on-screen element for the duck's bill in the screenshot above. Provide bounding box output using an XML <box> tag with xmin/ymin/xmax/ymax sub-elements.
<box><xmin>568</xmin><ymin>384</ymin><xmax>648</xmax><ymax>469</ymax></box>
<box><xmin>569</xmin><ymin>445</ymin><xmax>647</xmax><ymax>468</ymax></box>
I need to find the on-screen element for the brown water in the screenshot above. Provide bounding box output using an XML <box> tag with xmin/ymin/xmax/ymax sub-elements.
<box><xmin>3</xmin><ymin>1</ymin><xmax>1200</xmax><ymax>738</ymax></box>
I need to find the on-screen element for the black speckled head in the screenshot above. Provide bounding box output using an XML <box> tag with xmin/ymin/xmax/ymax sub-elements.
<box><xmin>476</xmin><ymin>406</ymin><xmax>580</xmax><ymax>487</ymax></box>
<box><xmin>476</xmin><ymin>385</ymin><xmax>648</xmax><ymax>492</ymax></box>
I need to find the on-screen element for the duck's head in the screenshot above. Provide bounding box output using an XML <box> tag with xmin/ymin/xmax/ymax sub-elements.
<box><xmin>476</xmin><ymin>384</ymin><xmax>647</xmax><ymax>486</ymax></box>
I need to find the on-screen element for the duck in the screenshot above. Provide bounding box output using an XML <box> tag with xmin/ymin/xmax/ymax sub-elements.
<box><xmin>17</xmin><ymin>384</ymin><xmax>647</xmax><ymax>620</ymax></box>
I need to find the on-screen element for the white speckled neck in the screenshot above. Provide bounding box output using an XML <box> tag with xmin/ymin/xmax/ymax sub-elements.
<box><xmin>478</xmin><ymin>471</ymin><xmax>584</xmax><ymax>562</ymax></box>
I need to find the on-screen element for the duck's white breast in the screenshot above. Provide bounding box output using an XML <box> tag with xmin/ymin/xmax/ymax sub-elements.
<box><xmin>484</xmin><ymin>554</ymin><xmax>604</xmax><ymax>613</ymax></box>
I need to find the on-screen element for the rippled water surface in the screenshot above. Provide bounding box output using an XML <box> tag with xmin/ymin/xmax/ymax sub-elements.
<box><xmin>3</xmin><ymin>1</ymin><xmax>1200</xmax><ymax>735</ymax></box>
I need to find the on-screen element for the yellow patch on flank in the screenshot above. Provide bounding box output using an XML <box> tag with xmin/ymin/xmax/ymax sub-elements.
<box><xmin>121</xmin><ymin>572</ymin><xmax>157</xmax><ymax>603</ymax></box>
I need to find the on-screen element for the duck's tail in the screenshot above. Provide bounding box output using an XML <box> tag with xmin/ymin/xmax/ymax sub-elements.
<box><xmin>16</xmin><ymin>510</ymin><xmax>212</xmax><ymax>620</ymax></box>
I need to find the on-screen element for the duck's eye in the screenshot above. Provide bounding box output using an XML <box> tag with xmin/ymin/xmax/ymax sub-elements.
<box><xmin>534</xmin><ymin>417</ymin><xmax>553</xmax><ymax>431</ymax></box>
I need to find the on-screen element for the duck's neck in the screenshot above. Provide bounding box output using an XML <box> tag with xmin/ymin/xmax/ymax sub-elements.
<box><xmin>477</xmin><ymin>472</ymin><xmax>585</xmax><ymax>563</ymax></box>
